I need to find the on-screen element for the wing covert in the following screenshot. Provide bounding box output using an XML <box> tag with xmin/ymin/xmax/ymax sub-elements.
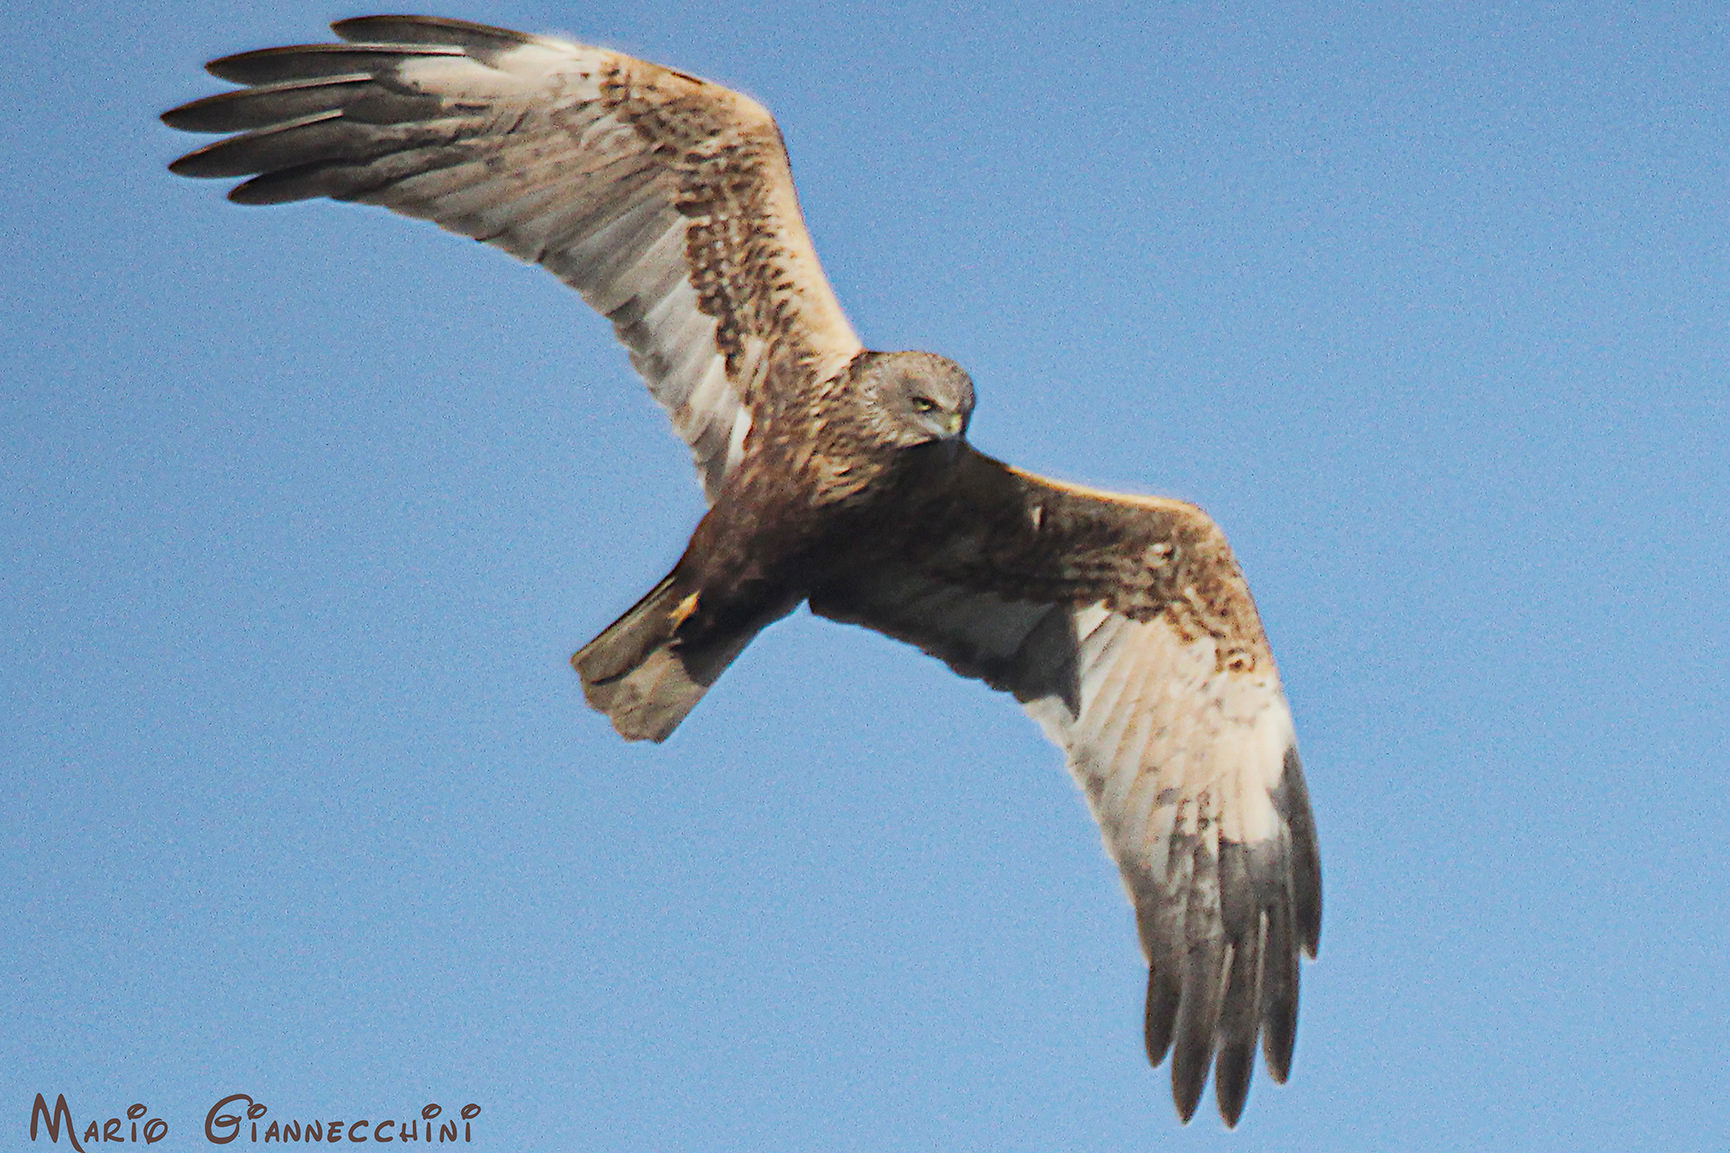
<box><xmin>809</xmin><ymin>448</ymin><xmax>1321</xmax><ymax>1126</ymax></box>
<box><xmin>163</xmin><ymin>15</ymin><xmax>864</xmax><ymax>499</ymax></box>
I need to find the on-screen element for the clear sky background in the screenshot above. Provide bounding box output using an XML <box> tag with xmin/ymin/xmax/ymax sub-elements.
<box><xmin>5</xmin><ymin>0</ymin><xmax>1728</xmax><ymax>1148</ymax></box>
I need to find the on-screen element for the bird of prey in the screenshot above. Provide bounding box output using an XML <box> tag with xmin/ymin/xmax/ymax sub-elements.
<box><xmin>163</xmin><ymin>15</ymin><xmax>1321</xmax><ymax>1127</ymax></box>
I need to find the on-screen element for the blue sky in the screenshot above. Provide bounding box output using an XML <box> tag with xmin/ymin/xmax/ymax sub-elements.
<box><xmin>5</xmin><ymin>0</ymin><xmax>1728</xmax><ymax>1148</ymax></box>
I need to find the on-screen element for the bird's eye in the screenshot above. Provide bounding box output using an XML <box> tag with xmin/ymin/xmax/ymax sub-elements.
<box><xmin>911</xmin><ymin>397</ymin><xmax>937</xmax><ymax>414</ymax></box>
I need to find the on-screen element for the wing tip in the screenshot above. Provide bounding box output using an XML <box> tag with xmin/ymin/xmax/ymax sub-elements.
<box><xmin>1214</xmin><ymin>1042</ymin><xmax>1253</xmax><ymax>1127</ymax></box>
<box><xmin>1171</xmin><ymin>1057</ymin><xmax>1208</xmax><ymax>1125</ymax></box>
<box><xmin>1142</xmin><ymin>966</ymin><xmax>1179</xmax><ymax>1068</ymax></box>
<box><xmin>1276</xmin><ymin>743</ymin><xmax>1324</xmax><ymax>957</ymax></box>
<box><xmin>329</xmin><ymin>14</ymin><xmax>537</xmax><ymax>51</ymax></box>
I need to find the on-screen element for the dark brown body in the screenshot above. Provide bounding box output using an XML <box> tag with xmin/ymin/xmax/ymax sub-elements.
<box><xmin>573</xmin><ymin>353</ymin><xmax>940</xmax><ymax>739</ymax></box>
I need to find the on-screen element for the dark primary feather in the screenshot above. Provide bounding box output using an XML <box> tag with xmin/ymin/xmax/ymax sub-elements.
<box><xmin>169</xmin><ymin>111</ymin><xmax>460</xmax><ymax>180</ymax></box>
<box><xmin>331</xmin><ymin>14</ymin><xmax>537</xmax><ymax>51</ymax></box>
<box><xmin>162</xmin><ymin>77</ymin><xmax>372</xmax><ymax>133</ymax></box>
<box><xmin>207</xmin><ymin>44</ymin><xmax>456</xmax><ymax>86</ymax></box>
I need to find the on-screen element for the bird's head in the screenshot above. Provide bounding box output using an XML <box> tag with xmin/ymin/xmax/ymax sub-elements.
<box><xmin>857</xmin><ymin>350</ymin><xmax>975</xmax><ymax>449</ymax></box>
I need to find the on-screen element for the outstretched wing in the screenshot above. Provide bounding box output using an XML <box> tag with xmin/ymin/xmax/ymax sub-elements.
<box><xmin>808</xmin><ymin>447</ymin><xmax>1321</xmax><ymax>1127</ymax></box>
<box><xmin>162</xmin><ymin>15</ymin><xmax>864</xmax><ymax>499</ymax></box>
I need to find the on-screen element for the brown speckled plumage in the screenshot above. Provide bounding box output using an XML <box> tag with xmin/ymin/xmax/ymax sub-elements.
<box><xmin>165</xmin><ymin>16</ymin><xmax>1320</xmax><ymax>1128</ymax></box>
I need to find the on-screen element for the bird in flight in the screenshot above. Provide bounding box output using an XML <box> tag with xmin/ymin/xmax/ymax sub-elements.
<box><xmin>163</xmin><ymin>15</ymin><xmax>1321</xmax><ymax>1127</ymax></box>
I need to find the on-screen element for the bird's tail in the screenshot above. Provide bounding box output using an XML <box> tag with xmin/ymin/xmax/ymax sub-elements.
<box><xmin>572</xmin><ymin>574</ymin><xmax>752</xmax><ymax>742</ymax></box>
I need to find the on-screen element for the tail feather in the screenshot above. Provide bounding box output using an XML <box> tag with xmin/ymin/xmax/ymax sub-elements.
<box><xmin>572</xmin><ymin>575</ymin><xmax>751</xmax><ymax>742</ymax></box>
